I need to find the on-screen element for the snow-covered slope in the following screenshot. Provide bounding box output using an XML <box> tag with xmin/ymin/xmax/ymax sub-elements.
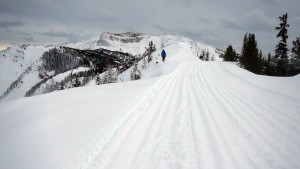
<box><xmin>0</xmin><ymin>33</ymin><xmax>222</xmax><ymax>102</ymax></box>
<box><xmin>0</xmin><ymin>45</ymin><xmax>55</xmax><ymax>100</ymax></box>
<box><xmin>68</xmin><ymin>62</ymin><xmax>300</xmax><ymax>169</ymax></box>
<box><xmin>0</xmin><ymin>40</ymin><xmax>299</xmax><ymax>169</ymax></box>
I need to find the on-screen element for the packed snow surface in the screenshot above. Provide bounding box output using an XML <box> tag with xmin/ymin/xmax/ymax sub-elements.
<box><xmin>0</xmin><ymin>42</ymin><xmax>300</xmax><ymax>169</ymax></box>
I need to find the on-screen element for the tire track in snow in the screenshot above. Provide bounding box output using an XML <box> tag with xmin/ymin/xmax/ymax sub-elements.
<box><xmin>200</xmin><ymin>62</ymin><xmax>242</xmax><ymax>169</ymax></box>
<box><xmin>161</xmin><ymin>63</ymin><xmax>201</xmax><ymax>169</ymax></box>
<box><xmin>203</xmin><ymin>62</ymin><xmax>300</xmax><ymax>168</ymax></box>
<box><xmin>212</xmin><ymin>63</ymin><xmax>300</xmax><ymax>150</ymax></box>
<box><xmin>65</xmin><ymin>74</ymin><xmax>171</xmax><ymax>169</ymax></box>
<box><xmin>193</xmin><ymin>62</ymin><xmax>263</xmax><ymax>168</ymax></box>
<box><xmin>146</xmin><ymin>64</ymin><xmax>202</xmax><ymax>169</ymax></box>
<box><xmin>128</xmin><ymin>64</ymin><xmax>201</xmax><ymax>169</ymax></box>
<box><xmin>103</xmin><ymin>66</ymin><xmax>187</xmax><ymax>169</ymax></box>
<box><xmin>181</xmin><ymin>64</ymin><xmax>204</xmax><ymax>169</ymax></box>
<box><xmin>79</xmin><ymin>64</ymin><xmax>196</xmax><ymax>169</ymax></box>
<box><xmin>201</xmin><ymin>63</ymin><xmax>279</xmax><ymax>168</ymax></box>
<box><xmin>95</xmin><ymin>74</ymin><xmax>180</xmax><ymax>169</ymax></box>
<box><xmin>187</xmin><ymin>62</ymin><xmax>233</xmax><ymax>169</ymax></box>
<box><xmin>65</xmin><ymin>61</ymin><xmax>300</xmax><ymax>169</ymax></box>
<box><xmin>218</xmin><ymin>63</ymin><xmax>300</xmax><ymax>120</ymax></box>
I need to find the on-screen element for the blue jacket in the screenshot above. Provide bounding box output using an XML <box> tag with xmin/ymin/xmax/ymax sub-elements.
<box><xmin>161</xmin><ymin>50</ymin><xmax>166</xmax><ymax>57</ymax></box>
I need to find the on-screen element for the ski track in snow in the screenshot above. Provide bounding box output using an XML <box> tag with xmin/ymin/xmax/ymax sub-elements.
<box><xmin>66</xmin><ymin>62</ymin><xmax>300</xmax><ymax>169</ymax></box>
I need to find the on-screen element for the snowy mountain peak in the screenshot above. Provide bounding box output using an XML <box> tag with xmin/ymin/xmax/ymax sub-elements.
<box><xmin>67</xmin><ymin>32</ymin><xmax>222</xmax><ymax>58</ymax></box>
<box><xmin>67</xmin><ymin>32</ymin><xmax>146</xmax><ymax>50</ymax></box>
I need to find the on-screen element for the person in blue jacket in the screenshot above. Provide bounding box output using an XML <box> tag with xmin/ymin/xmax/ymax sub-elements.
<box><xmin>161</xmin><ymin>49</ymin><xmax>166</xmax><ymax>62</ymax></box>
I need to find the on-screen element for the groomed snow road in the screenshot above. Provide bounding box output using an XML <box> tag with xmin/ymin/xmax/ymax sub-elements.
<box><xmin>67</xmin><ymin>62</ymin><xmax>300</xmax><ymax>169</ymax></box>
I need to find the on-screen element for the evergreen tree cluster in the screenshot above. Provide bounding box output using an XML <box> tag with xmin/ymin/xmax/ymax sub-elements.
<box><xmin>236</xmin><ymin>13</ymin><xmax>300</xmax><ymax>76</ymax></box>
<box><xmin>290</xmin><ymin>37</ymin><xmax>300</xmax><ymax>74</ymax></box>
<box><xmin>41</xmin><ymin>46</ymin><xmax>137</xmax><ymax>77</ymax></box>
<box><xmin>41</xmin><ymin>47</ymin><xmax>85</xmax><ymax>74</ymax></box>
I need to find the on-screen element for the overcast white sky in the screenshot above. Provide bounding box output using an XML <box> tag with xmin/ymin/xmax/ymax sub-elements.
<box><xmin>0</xmin><ymin>0</ymin><xmax>299</xmax><ymax>53</ymax></box>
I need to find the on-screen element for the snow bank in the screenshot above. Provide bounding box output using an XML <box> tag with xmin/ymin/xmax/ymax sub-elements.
<box><xmin>0</xmin><ymin>79</ymin><xmax>155</xmax><ymax>169</ymax></box>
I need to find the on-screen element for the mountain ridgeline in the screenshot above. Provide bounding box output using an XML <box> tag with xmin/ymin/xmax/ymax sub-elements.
<box><xmin>0</xmin><ymin>32</ymin><xmax>223</xmax><ymax>102</ymax></box>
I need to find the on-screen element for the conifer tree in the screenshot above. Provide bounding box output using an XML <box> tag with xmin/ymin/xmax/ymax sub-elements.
<box><xmin>103</xmin><ymin>66</ymin><xmax>117</xmax><ymax>84</ymax></box>
<box><xmin>291</xmin><ymin>37</ymin><xmax>300</xmax><ymax>74</ymax></box>
<box><xmin>258</xmin><ymin>50</ymin><xmax>263</xmax><ymax>74</ymax></box>
<box><xmin>72</xmin><ymin>77</ymin><xmax>81</xmax><ymax>87</ymax></box>
<box><xmin>57</xmin><ymin>82</ymin><xmax>65</xmax><ymax>90</ymax></box>
<box><xmin>96</xmin><ymin>75</ymin><xmax>101</xmax><ymax>85</ymax></box>
<box><xmin>145</xmin><ymin>41</ymin><xmax>156</xmax><ymax>63</ymax></box>
<box><xmin>240</xmin><ymin>33</ymin><xmax>248</xmax><ymax>67</ymax></box>
<box><xmin>130</xmin><ymin>64</ymin><xmax>141</xmax><ymax>80</ymax></box>
<box><xmin>223</xmin><ymin>45</ymin><xmax>237</xmax><ymax>61</ymax></box>
<box><xmin>275</xmin><ymin>13</ymin><xmax>290</xmax><ymax>76</ymax></box>
<box><xmin>205</xmin><ymin>51</ymin><xmax>210</xmax><ymax>61</ymax></box>
<box><xmin>265</xmin><ymin>52</ymin><xmax>272</xmax><ymax>75</ymax></box>
<box><xmin>266</xmin><ymin>52</ymin><xmax>278</xmax><ymax>76</ymax></box>
<box><xmin>199</xmin><ymin>50</ymin><xmax>206</xmax><ymax>60</ymax></box>
<box><xmin>239</xmin><ymin>33</ymin><xmax>260</xmax><ymax>74</ymax></box>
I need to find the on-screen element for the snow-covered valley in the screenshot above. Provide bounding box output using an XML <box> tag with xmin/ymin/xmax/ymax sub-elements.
<box><xmin>0</xmin><ymin>33</ymin><xmax>300</xmax><ymax>169</ymax></box>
